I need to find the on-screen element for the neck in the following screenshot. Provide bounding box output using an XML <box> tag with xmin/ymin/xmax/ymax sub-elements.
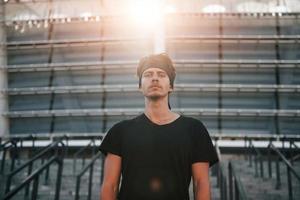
<box><xmin>144</xmin><ymin>96</ymin><xmax>177</xmax><ymax>122</ymax></box>
<box><xmin>145</xmin><ymin>99</ymin><xmax>169</xmax><ymax>117</ymax></box>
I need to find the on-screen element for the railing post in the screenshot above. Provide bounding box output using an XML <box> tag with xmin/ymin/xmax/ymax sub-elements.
<box><xmin>289</xmin><ymin>141</ymin><xmax>294</xmax><ymax>165</ymax></box>
<box><xmin>244</xmin><ymin>136</ymin><xmax>247</xmax><ymax>161</ymax></box>
<box><xmin>31</xmin><ymin>176</ymin><xmax>39</xmax><ymax>200</ymax></box>
<box><xmin>259</xmin><ymin>155</ymin><xmax>264</xmax><ymax>178</ymax></box>
<box><xmin>75</xmin><ymin>176</ymin><xmax>81</xmax><ymax>200</ymax></box>
<box><xmin>248</xmin><ymin>142</ymin><xmax>252</xmax><ymax>167</ymax></box>
<box><xmin>216</xmin><ymin>164</ymin><xmax>220</xmax><ymax>188</ymax></box>
<box><xmin>235</xmin><ymin>179</ymin><xmax>239</xmax><ymax>200</ymax></box>
<box><xmin>211</xmin><ymin>163</ymin><xmax>218</xmax><ymax>178</ymax></box>
<box><xmin>287</xmin><ymin>166</ymin><xmax>293</xmax><ymax>200</ymax></box>
<box><xmin>12</xmin><ymin>140</ymin><xmax>19</xmax><ymax>170</ymax></box>
<box><xmin>275</xmin><ymin>157</ymin><xmax>281</xmax><ymax>189</ymax></box>
<box><xmin>9</xmin><ymin>145</ymin><xmax>16</xmax><ymax>172</ymax></box>
<box><xmin>73</xmin><ymin>156</ymin><xmax>77</xmax><ymax>174</ymax></box>
<box><xmin>212</xmin><ymin>141</ymin><xmax>218</xmax><ymax>177</ymax></box>
<box><xmin>228</xmin><ymin>162</ymin><xmax>233</xmax><ymax>200</ymax></box>
<box><xmin>81</xmin><ymin>154</ymin><xmax>85</xmax><ymax>168</ymax></box>
<box><xmin>220</xmin><ymin>171</ymin><xmax>223</xmax><ymax>200</ymax></box>
<box><xmin>100</xmin><ymin>154</ymin><xmax>105</xmax><ymax>185</ymax></box>
<box><xmin>55</xmin><ymin>141</ymin><xmax>65</xmax><ymax>200</ymax></box>
<box><xmin>25</xmin><ymin>161</ymin><xmax>33</xmax><ymax>197</ymax></box>
<box><xmin>40</xmin><ymin>154</ymin><xmax>45</xmax><ymax>184</ymax></box>
<box><xmin>30</xmin><ymin>135</ymin><xmax>35</xmax><ymax>158</ymax></box>
<box><xmin>1</xmin><ymin>145</ymin><xmax>7</xmax><ymax>174</ymax></box>
<box><xmin>92</xmin><ymin>139</ymin><xmax>95</xmax><ymax>156</ymax></box>
<box><xmin>254</xmin><ymin>155</ymin><xmax>258</xmax><ymax>177</ymax></box>
<box><xmin>281</xmin><ymin>136</ymin><xmax>285</xmax><ymax>149</ymax></box>
<box><xmin>221</xmin><ymin>171</ymin><xmax>228</xmax><ymax>200</ymax></box>
<box><xmin>87</xmin><ymin>164</ymin><xmax>94</xmax><ymax>200</ymax></box>
<box><xmin>268</xmin><ymin>144</ymin><xmax>272</xmax><ymax>178</ymax></box>
<box><xmin>54</xmin><ymin>158</ymin><xmax>63</xmax><ymax>200</ymax></box>
<box><xmin>5</xmin><ymin>173</ymin><xmax>12</xmax><ymax>193</ymax></box>
<box><xmin>1</xmin><ymin>146</ymin><xmax>7</xmax><ymax>174</ymax></box>
<box><xmin>65</xmin><ymin>135</ymin><xmax>69</xmax><ymax>158</ymax></box>
<box><xmin>223</xmin><ymin>175</ymin><xmax>228</xmax><ymax>200</ymax></box>
<box><xmin>18</xmin><ymin>139</ymin><xmax>23</xmax><ymax>165</ymax></box>
<box><xmin>45</xmin><ymin>164</ymin><xmax>50</xmax><ymax>185</ymax></box>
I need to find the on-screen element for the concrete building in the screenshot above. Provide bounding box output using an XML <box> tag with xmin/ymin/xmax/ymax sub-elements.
<box><xmin>1</xmin><ymin>0</ymin><xmax>300</xmax><ymax>138</ymax></box>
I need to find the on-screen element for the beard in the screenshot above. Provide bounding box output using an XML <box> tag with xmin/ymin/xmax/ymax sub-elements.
<box><xmin>144</xmin><ymin>90</ymin><xmax>168</xmax><ymax>101</ymax></box>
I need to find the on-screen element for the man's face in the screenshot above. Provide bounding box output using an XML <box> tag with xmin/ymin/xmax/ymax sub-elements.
<box><xmin>139</xmin><ymin>67</ymin><xmax>173</xmax><ymax>99</ymax></box>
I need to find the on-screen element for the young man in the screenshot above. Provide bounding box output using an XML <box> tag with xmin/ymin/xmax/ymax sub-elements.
<box><xmin>99</xmin><ymin>53</ymin><xmax>219</xmax><ymax>200</ymax></box>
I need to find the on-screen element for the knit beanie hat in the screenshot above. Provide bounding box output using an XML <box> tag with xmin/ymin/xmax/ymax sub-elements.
<box><xmin>137</xmin><ymin>53</ymin><xmax>176</xmax><ymax>88</ymax></box>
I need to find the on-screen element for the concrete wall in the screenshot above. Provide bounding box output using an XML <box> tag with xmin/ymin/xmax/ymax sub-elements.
<box><xmin>0</xmin><ymin>2</ymin><xmax>9</xmax><ymax>137</ymax></box>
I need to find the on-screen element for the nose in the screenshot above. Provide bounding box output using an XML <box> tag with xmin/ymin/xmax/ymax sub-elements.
<box><xmin>151</xmin><ymin>73</ymin><xmax>159</xmax><ymax>81</ymax></box>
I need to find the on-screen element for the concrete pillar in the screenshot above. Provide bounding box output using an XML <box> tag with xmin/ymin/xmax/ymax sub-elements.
<box><xmin>0</xmin><ymin>2</ymin><xmax>9</xmax><ymax>137</ymax></box>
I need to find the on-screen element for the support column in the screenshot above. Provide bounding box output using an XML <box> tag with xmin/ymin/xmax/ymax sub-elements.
<box><xmin>0</xmin><ymin>2</ymin><xmax>9</xmax><ymax>137</ymax></box>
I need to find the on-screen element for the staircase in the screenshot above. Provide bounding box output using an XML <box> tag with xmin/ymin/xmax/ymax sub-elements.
<box><xmin>218</xmin><ymin>154</ymin><xmax>300</xmax><ymax>200</ymax></box>
<box><xmin>1</xmin><ymin>141</ymin><xmax>299</xmax><ymax>200</ymax></box>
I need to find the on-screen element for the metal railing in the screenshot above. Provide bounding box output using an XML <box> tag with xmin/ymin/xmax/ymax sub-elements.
<box><xmin>267</xmin><ymin>143</ymin><xmax>300</xmax><ymax>200</ymax></box>
<box><xmin>2</xmin><ymin>154</ymin><xmax>64</xmax><ymax>200</ymax></box>
<box><xmin>0</xmin><ymin>135</ymin><xmax>40</xmax><ymax>171</ymax></box>
<box><xmin>247</xmin><ymin>140</ymin><xmax>265</xmax><ymax>178</ymax></box>
<box><xmin>74</xmin><ymin>151</ymin><xmax>103</xmax><ymax>200</ymax></box>
<box><xmin>4</xmin><ymin>140</ymin><xmax>65</xmax><ymax>197</ymax></box>
<box><xmin>0</xmin><ymin>140</ymin><xmax>17</xmax><ymax>174</ymax></box>
<box><xmin>289</xmin><ymin>141</ymin><xmax>299</xmax><ymax>165</ymax></box>
<box><xmin>215</xmin><ymin>141</ymin><xmax>228</xmax><ymax>200</ymax></box>
<box><xmin>73</xmin><ymin>139</ymin><xmax>96</xmax><ymax>174</ymax></box>
<box><xmin>228</xmin><ymin>161</ymin><xmax>248</xmax><ymax>200</ymax></box>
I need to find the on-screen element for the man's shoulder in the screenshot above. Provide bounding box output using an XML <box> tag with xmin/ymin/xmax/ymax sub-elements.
<box><xmin>180</xmin><ymin>115</ymin><xmax>204</xmax><ymax>125</ymax></box>
<box><xmin>109</xmin><ymin>114</ymin><xmax>144</xmax><ymax>129</ymax></box>
<box><xmin>178</xmin><ymin>115</ymin><xmax>209</xmax><ymax>133</ymax></box>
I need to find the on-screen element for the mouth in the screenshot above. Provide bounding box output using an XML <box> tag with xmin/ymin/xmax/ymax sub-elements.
<box><xmin>149</xmin><ymin>85</ymin><xmax>161</xmax><ymax>89</ymax></box>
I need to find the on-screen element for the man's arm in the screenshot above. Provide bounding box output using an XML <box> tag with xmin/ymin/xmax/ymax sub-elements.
<box><xmin>192</xmin><ymin>162</ymin><xmax>211</xmax><ymax>200</ymax></box>
<box><xmin>100</xmin><ymin>153</ymin><xmax>122</xmax><ymax>200</ymax></box>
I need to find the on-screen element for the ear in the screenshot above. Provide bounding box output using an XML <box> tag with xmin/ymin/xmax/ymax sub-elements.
<box><xmin>138</xmin><ymin>85</ymin><xmax>143</xmax><ymax>92</ymax></box>
<box><xmin>169</xmin><ymin>85</ymin><xmax>173</xmax><ymax>92</ymax></box>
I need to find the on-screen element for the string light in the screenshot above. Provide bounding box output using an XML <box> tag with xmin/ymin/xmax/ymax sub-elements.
<box><xmin>14</xmin><ymin>23</ymin><xmax>19</xmax><ymax>30</ymax></box>
<box><xmin>28</xmin><ymin>20</ymin><xmax>33</xmax><ymax>28</ymax></box>
<box><xmin>20</xmin><ymin>25</ymin><xmax>25</xmax><ymax>33</ymax></box>
<box><xmin>36</xmin><ymin>22</ymin><xmax>41</xmax><ymax>28</ymax></box>
<box><xmin>44</xmin><ymin>20</ymin><xmax>49</xmax><ymax>28</ymax></box>
<box><xmin>80</xmin><ymin>12</ymin><xmax>92</xmax><ymax>22</ymax></box>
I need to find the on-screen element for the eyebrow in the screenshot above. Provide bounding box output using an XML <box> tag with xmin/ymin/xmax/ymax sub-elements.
<box><xmin>144</xmin><ymin>71</ymin><xmax>166</xmax><ymax>74</ymax></box>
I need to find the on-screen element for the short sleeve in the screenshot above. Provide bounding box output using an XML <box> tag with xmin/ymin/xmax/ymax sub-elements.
<box><xmin>99</xmin><ymin>123</ymin><xmax>122</xmax><ymax>157</ymax></box>
<box><xmin>191</xmin><ymin>120</ymin><xmax>219</xmax><ymax>167</ymax></box>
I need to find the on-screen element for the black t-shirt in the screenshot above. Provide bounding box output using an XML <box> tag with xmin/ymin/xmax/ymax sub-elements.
<box><xmin>99</xmin><ymin>113</ymin><xmax>219</xmax><ymax>200</ymax></box>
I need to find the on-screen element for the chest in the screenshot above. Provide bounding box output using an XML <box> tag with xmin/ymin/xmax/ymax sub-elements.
<box><xmin>121</xmin><ymin>125</ymin><xmax>192</xmax><ymax>164</ymax></box>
